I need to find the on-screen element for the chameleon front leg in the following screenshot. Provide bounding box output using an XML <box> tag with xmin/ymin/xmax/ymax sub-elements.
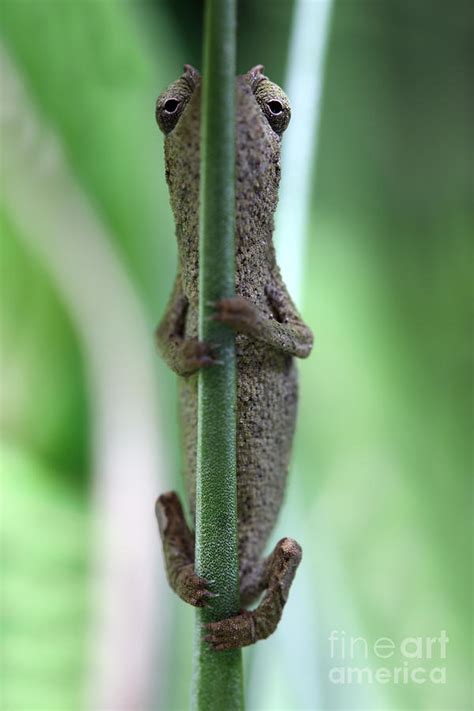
<box><xmin>203</xmin><ymin>537</ymin><xmax>302</xmax><ymax>650</ymax></box>
<box><xmin>156</xmin><ymin>274</ymin><xmax>217</xmax><ymax>376</ymax></box>
<box><xmin>214</xmin><ymin>284</ymin><xmax>313</xmax><ymax>358</ymax></box>
<box><xmin>155</xmin><ymin>492</ymin><xmax>217</xmax><ymax>607</ymax></box>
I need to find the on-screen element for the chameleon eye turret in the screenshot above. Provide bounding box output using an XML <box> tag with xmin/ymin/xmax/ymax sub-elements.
<box><xmin>245</xmin><ymin>64</ymin><xmax>291</xmax><ymax>135</ymax></box>
<box><xmin>154</xmin><ymin>65</ymin><xmax>313</xmax><ymax>650</ymax></box>
<box><xmin>155</xmin><ymin>64</ymin><xmax>200</xmax><ymax>134</ymax></box>
<box><xmin>260</xmin><ymin>93</ymin><xmax>291</xmax><ymax>135</ymax></box>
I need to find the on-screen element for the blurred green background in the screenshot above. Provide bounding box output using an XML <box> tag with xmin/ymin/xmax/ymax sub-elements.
<box><xmin>0</xmin><ymin>1</ymin><xmax>472</xmax><ymax>710</ymax></box>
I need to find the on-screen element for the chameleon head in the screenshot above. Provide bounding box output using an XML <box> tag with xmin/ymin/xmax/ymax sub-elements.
<box><xmin>155</xmin><ymin>65</ymin><xmax>291</xmax><ymax>251</ymax></box>
<box><xmin>155</xmin><ymin>64</ymin><xmax>290</xmax><ymax>138</ymax></box>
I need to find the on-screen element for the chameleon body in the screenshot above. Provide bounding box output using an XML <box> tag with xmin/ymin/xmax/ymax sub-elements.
<box><xmin>155</xmin><ymin>65</ymin><xmax>313</xmax><ymax>650</ymax></box>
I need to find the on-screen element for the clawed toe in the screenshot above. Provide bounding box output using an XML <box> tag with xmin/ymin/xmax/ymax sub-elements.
<box><xmin>174</xmin><ymin>565</ymin><xmax>219</xmax><ymax>607</ymax></box>
<box><xmin>180</xmin><ymin>339</ymin><xmax>220</xmax><ymax>371</ymax></box>
<box><xmin>188</xmin><ymin>573</ymin><xmax>218</xmax><ymax>607</ymax></box>
<box><xmin>203</xmin><ymin>611</ymin><xmax>256</xmax><ymax>651</ymax></box>
<box><xmin>191</xmin><ymin>580</ymin><xmax>219</xmax><ymax>608</ymax></box>
<box><xmin>212</xmin><ymin>297</ymin><xmax>259</xmax><ymax>332</ymax></box>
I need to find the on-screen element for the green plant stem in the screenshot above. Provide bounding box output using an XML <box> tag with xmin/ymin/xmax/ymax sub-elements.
<box><xmin>191</xmin><ymin>0</ymin><xmax>243</xmax><ymax>709</ymax></box>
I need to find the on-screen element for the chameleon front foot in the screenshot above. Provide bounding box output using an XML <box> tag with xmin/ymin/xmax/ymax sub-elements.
<box><xmin>212</xmin><ymin>296</ymin><xmax>262</xmax><ymax>336</ymax></box>
<box><xmin>204</xmin><ymin>537</ymin><xmax>302</xmax><ymax>650</ymax></box>
<box><xmin>180</xmin><ymin>339</ymin><xmax>219</xmax><ymax>370</ymax></box>
<box><xmin>156</xmin><ymin>333</ymin><xmax>219</xmax><ymax>376</ymax></box>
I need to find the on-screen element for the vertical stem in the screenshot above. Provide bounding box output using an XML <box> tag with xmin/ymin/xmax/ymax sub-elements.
<box><xmin>192</xmin><ymin>0</ymin><xmax>243</xmax><ymax>709</ymax></box>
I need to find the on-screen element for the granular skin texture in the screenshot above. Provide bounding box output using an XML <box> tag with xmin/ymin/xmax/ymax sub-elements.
<box><xmin>155</xmin><ymin>65</ymin><xmax>313</xmax><ymax>649</ymax></box>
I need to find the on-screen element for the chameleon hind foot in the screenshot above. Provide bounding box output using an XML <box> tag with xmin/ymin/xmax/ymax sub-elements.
<box><xmin>203</xmin><ymin>537</ymin><xmax>302</xmax><ymax>651</ymax></box>
<box><xmin>155</xmin><ymin>492</ymin><xmax>216</xmax><ymax>607</ymax></box>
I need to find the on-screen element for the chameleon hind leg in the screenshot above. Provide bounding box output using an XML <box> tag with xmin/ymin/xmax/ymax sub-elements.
<box><xmin>155</xmin><ymin>492</ymin><xmax>216</xmax><ymax>607</ymax></box>
<box><xmin>203</xmin><ymin>537</ymin><xmax>302</xmax><ymax>651</ymax></box>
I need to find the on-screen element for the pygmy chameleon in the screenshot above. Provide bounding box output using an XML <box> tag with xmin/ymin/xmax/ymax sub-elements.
<box><xmin>154</xmin><ymin>64</ymin><xmax>313</xmax><ymax>650</ymax></box>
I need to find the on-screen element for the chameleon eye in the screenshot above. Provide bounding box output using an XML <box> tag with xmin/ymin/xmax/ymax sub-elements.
<box><xmin>156</xmin><ymin>96</ymin><xmax>185</xmax><ymax>134</ymax></box>
<box><xmin>156</xmin><ymin>66</ymin><xmax>200</xmax><ymax>135</ymax></box>
<box><xmin>263</xmin><ymin>98</ymin><xmax>291</xmax><ymax>136</ymax></box>
<box><xmin>164</xmin><ymin>98</ymin><xmax>180</xmax><ymax>114</ymax></box>
<box><xmin>267</xmin><ymin>100</ymin><xmax>283</xmax><ymax>115</ymax></box>
<box><xmin>247</xmin><ymin>70</ymin><xmax>291</xmax><ymax>136</ymax></box>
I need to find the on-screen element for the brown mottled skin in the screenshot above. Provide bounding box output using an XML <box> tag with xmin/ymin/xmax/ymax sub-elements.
<box><xmin>154</xmin><ymin>65</ymin><xmax>313</xmax><ymax>650</ymax></box>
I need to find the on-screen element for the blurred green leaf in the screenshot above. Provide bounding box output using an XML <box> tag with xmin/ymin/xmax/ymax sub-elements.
<box><xmin>0</xmin><ymin>211</ymin><xmax>89</xmax><ymax>482</ymax></box>
<box><xmin>1</xmin><ymin>443</ymin><xmax>90</xmax><ymax>711</ymax></box>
